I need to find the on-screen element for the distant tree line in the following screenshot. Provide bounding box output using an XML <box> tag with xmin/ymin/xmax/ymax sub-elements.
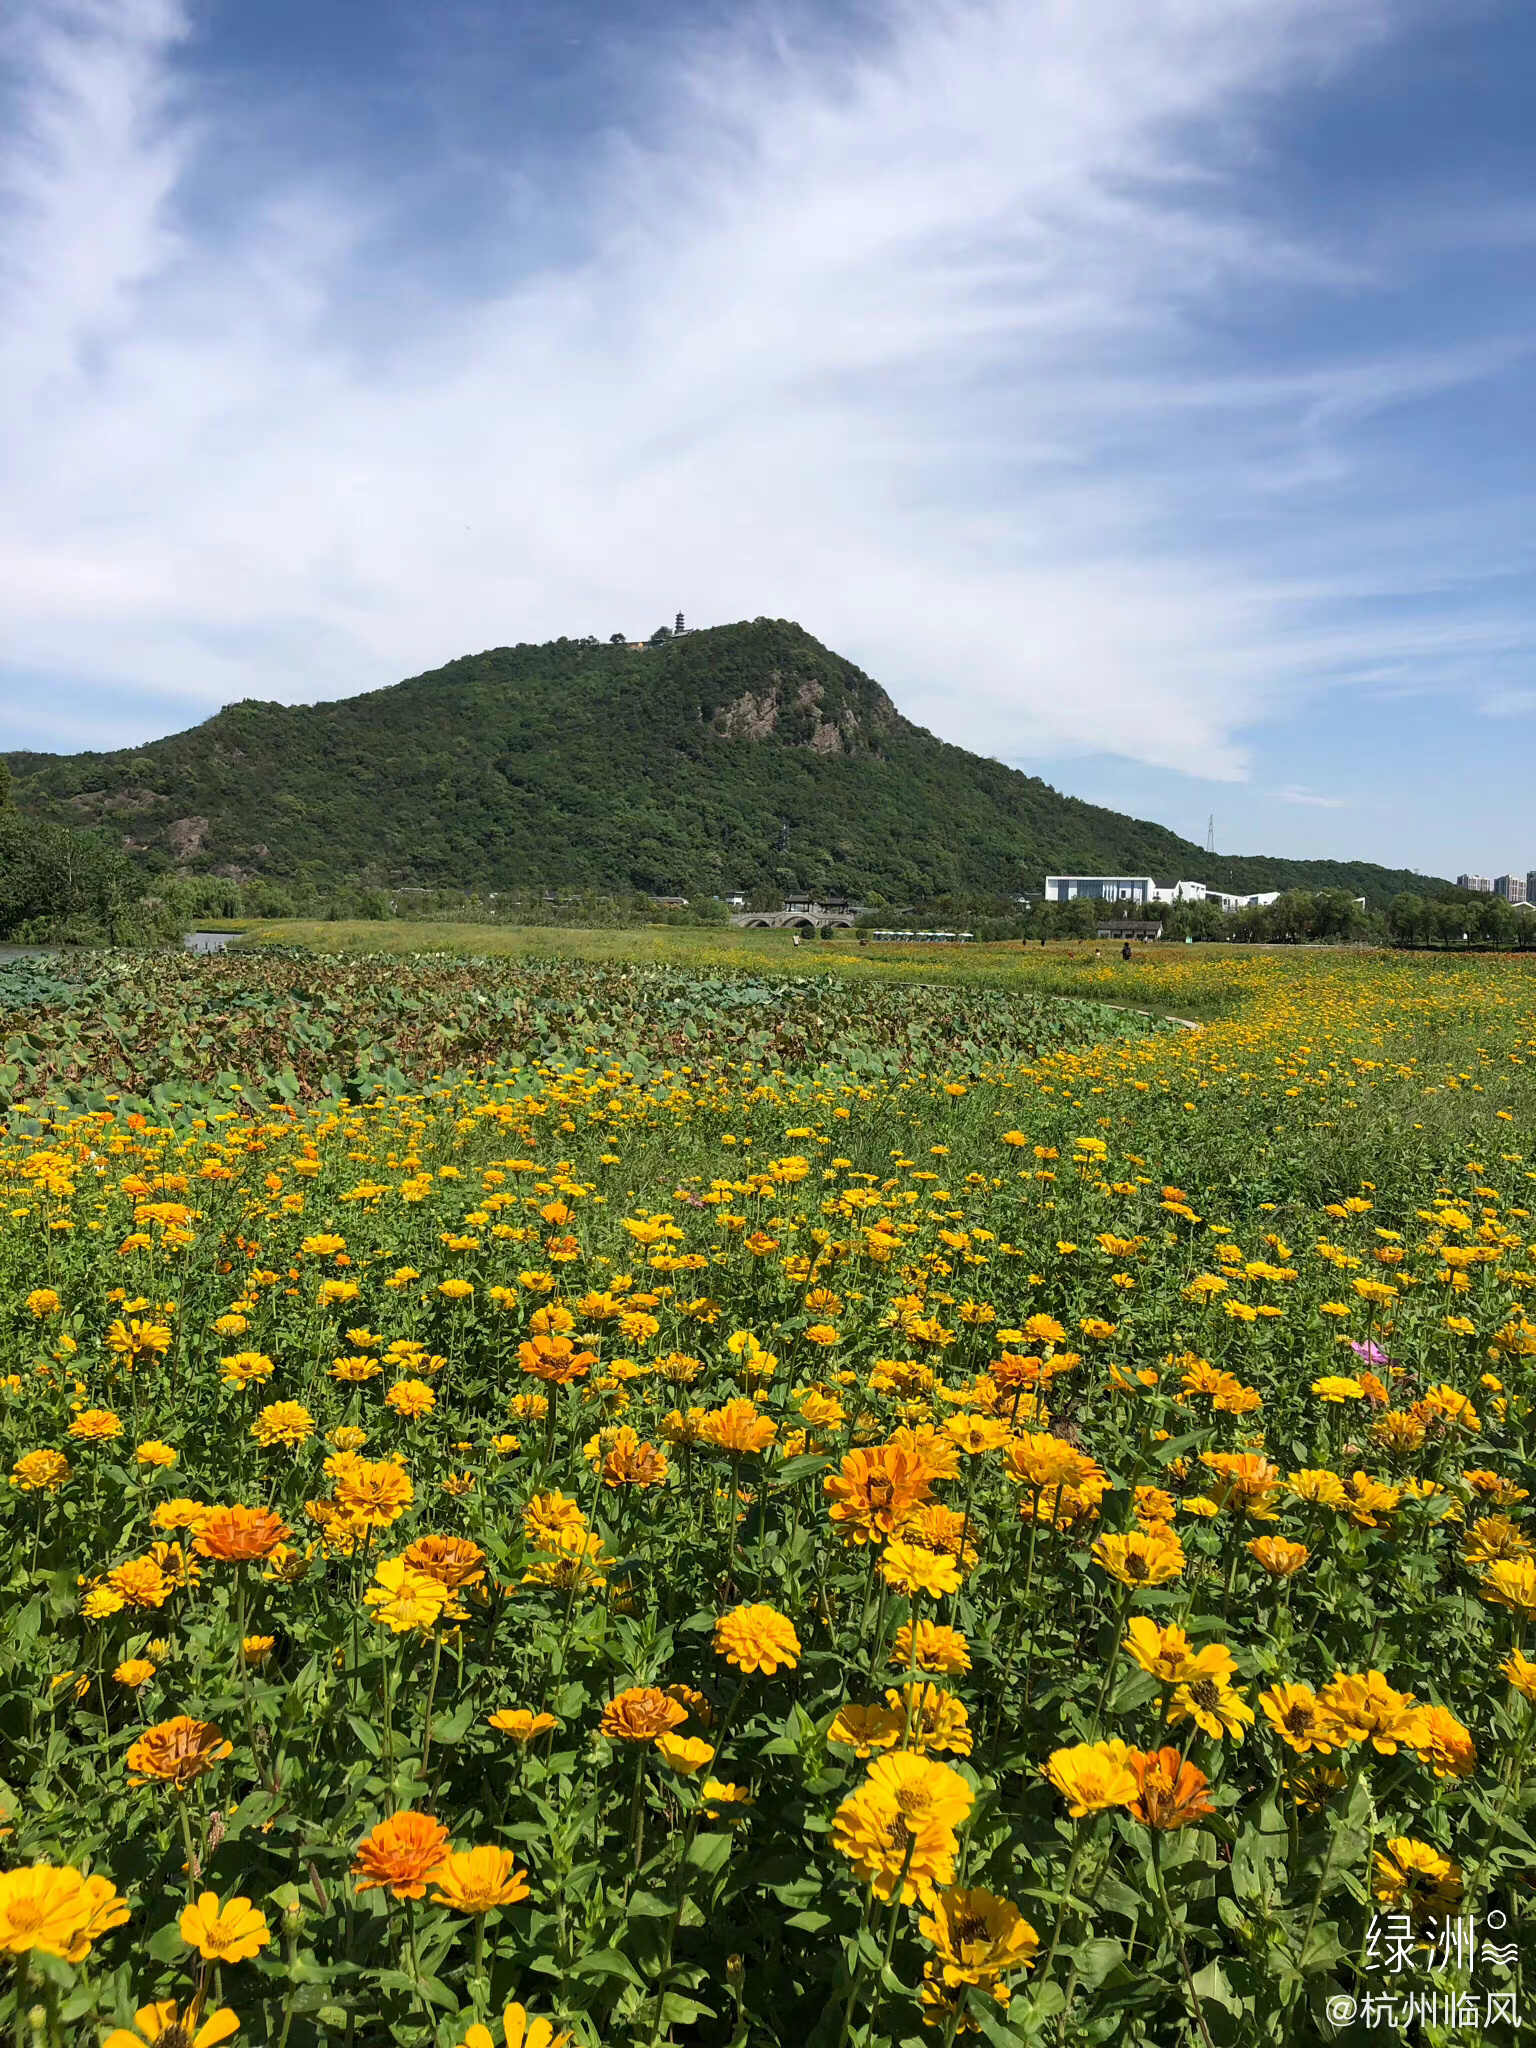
<box><xmin>1382</xmin><ymin>891</ymin><xmax>1536</xmax><ymax>949</ymax></box>
<box><xmin>155</xmin><ymin>877</ymin><xmax>734</xmax><ymax>931</ymax></box>
<box><xmin>0</xmin><ymin>763</ymin><xmax>182</xmax><ymax>945</ymax></box>
<box><xmin>836</xmin><ymin>884</ymin><xmax>1536</xmax><ymax>951</ymax></box>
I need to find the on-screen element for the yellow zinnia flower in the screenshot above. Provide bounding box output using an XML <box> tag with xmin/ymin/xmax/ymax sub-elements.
<box><xmin>451</xmin><ymin>2004</ymin><xmax>571</xmax><ymax>2048</ymax></box>
<box><xmin>1480</xmin><ymin>1557</ymin><xmax>1536</xmax><ymax>1616</ymax></box>
<box><xmin>1044</xmin><ymin>1742</ymin><xmax>1139</xmax><ymax>1817</ymax></box>
<box><xmin>1373</xmin><ymin>1838</ymin><xmax>1463</xmax><ymax>1919</ymax></box>
<box><xmin>0</xmin><ymin>1864</ymin><xmax>128</xmax><ymax>1961</ymax></box>
<box><xmin>713</xmin><ymin>1602</ymin><xmax>800</xmax><ymax>1675</ymax></box>
<box><xmin>179</xmin><ymin>1892</ymin><xmax>271</xmax><ymax>1964</ymax></box>
<box><xmin>487</xmin><ymin>1709</ymin><xmax>559</xmax><ymax>1743</ymax></box>
<box><xmin>1091</xmin><ymin>1528</ymin><xmax>1185</xmax><ymax>1588</ymax></box>
<box><xmin>1258</xmin><ymin>1683</ymin><xmax>1344</xmax><ymax>1756</ymax></box>
<box><xmin>105</xmin><ymin>2001</ymin><xmax>240</xmax><ymax>2048</ymax></box>
<box><xmin>880</xmin><ymin>1540</ymin><xmax>961</xmax><ymax>1599</ymax></box>
<box><xmin>429</xmin><ymin>1847</ymin><xmax>531</xmax><ymax>1915</ymax></box>
<box><xmin>828</xmin><ymin>1702</ymin><xmax>903</xmax><ymax>1756</ymax></box>
<box><xmin>362</xmin><ymin>1558</ymin><xmax>448</xmax><ymax>1634</ymax></box>
<box><xmin>654</xmin><ymin>1733</ymin><xmax>716</xmax><ymax>1776</ymax></box>
<box><xmin>918</xmin><ymin>1886</ymin><xmax>1039</xmax><ymax>1988</ymax></box>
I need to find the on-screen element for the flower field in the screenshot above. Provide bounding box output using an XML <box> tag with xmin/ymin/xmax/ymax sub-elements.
<box><xmin>1</xmin><ymin>944</ymin><xmax>1534</xmax><ymax>2046</ymax></box>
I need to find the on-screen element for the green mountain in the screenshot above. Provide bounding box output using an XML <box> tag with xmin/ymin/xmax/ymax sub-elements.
<box><xmin>4</xmin><ymin>620</ymin><xmax>1442</xmax><ymax>906</ymax></box>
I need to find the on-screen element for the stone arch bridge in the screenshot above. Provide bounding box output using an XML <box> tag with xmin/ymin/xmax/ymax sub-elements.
<box><xmin>729</xmin><ymin>903</ymin><xmax>860</xmax><ymax>933</ymax></box>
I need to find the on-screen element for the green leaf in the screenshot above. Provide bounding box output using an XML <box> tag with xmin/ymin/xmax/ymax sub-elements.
<box><xmin>345</xmin><ymin>1714</ymin><xmax>381</xmax><ymax>1758</ymax></box>
<box><xmin>428</xmin><ymin>1701</ymin><xmax>474</xmax><ymax>1745</ymax></box>
<box><xmin>685</xmin><ymin>1831</ymin><xmax>733</xmax><ymax>1876</ymax></box>
<box><xmin>1190</xmin><ymin>1960</ymin><xmax>1243</xmax><ymax>2014</ymax></box>
<box><xmin>659</xmin><ymin>1993</ymin><xmax>716</xmax><ymax>2025</ymax></box>
<box><xmin>1093</xmin><ymin>1874</ymin><xmax>1146</xmax><ymax>1924</ymax></box>
<box><xmin>567</xmin><ymin>1948</ymin><xmax>646</xmax><ymax>1989</ymax></box>
<box><xmin>1298</xmin><ymin>1922</ymin><xmax>1346</xmax><ymax>1974</ymax></box>
<box><xmin>773</xmin><ymin>1453</ymin><xmax>835</xmax><ymax>1487</ymax></box>
<box><xmin>1070</xmin><ymin>1938</ymin><xmax>1126</xmax><ymax>1989</ymax></box>
<box><xmin>975</xmin><ymin>1989</ymin><xmax>1045</xmax><ymax>2042</ymax></box>
<box><xmin>145</xmin><ymin>1920</ymin><xmax>186</xmax><ymax>1964</ymax></box>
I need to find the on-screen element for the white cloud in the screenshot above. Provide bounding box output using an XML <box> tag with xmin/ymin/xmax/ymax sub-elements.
<box><xmin>1481</xmin><ymin>687</ymin><xmax>1536</xmax><ymax>718</ymax></box>
<box><xmin>1279</xmin><ymin>785</ymin><xmax>1346</xmax><ymax>808</ymax></box>
<box><xmin>1</xmin><ymin>0</ymin><xmax>1513</xmax><ymax>777</ymax></box>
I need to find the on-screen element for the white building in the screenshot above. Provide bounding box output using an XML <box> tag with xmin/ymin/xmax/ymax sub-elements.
<box><xmin>1457</xmin><ymin>874</ymin><xmax>1492</xmax><ymax>893</ymax></box>
<box><xmin>1494</xmin><ymin>874</ymin><xmax>1527</xmax><ymax>905</ymax></box>
<box><xmin>1043</xmin><ymin>874</ymin><xmax>1279</xmax><ymax>914</ymax></box>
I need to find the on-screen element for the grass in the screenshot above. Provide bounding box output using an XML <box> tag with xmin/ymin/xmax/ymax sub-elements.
<box><xmin>243</xmin><ymin>920</ymin><xmax>1293</xmax><ymax>1021</ymax></box>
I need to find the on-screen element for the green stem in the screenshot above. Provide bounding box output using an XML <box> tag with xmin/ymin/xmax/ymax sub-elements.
<box><xmin>939</xmin><ymin>1989</ymin><xmax>970</xmax><ymax>2048</ymax></box>
<box><xmin>1292</xmin><ymin>1758</ymin><xmax>1362</xmax><ymax>1992</ymax></box>
<box><xmin>832</xmin><ymin>1882</ymin><xmax>878</xmax><ymax>2048</ymax></box>
<box><xmin>403</xmin><ymin>1898</ymin><xmax>436</xmax><ymax>2034</ymax></box>
<box><xmin>723</xmin><ymin>1454</ymin><xmax>743</xmax><ymax>1601</ymax></box>
<box><xmin>1032</xmin><ymin>1818</ymin><xmax>1090</xmax><ymax>2004</ymax></box>
<box><xmin>419</xmin><ymin>1629</ymin><xmax>444</xmax><ymax>1776</ymax></box>
<box><xmin>1465</xmin><ymin>1702</ymin><xmax>1536</xmax><ymax>1902</ymax></box>
<box><xmin>275</xmin><ymin>1920</ymin><xmax>299</xmax><ymax>2048</ymax></box>
<box><xmin>645</xmin><ymin>1795</ymin><xmax>708</xmax><ymax>2047</ymax></box>
<box><xmin>471</xmin><ymin>1914</ymin><xmax>488</xmax><ymax>2015</ymax></box>
<box><xmin>1220</xmin><ymin>1524</ymin><xmax>1242</xmax><ymax>1624</ymax></box>
<box><xmin>629</xmin><ymin>1748</ymin><xmax>649</xmax><ymax>1872</ymax></box>
<box><xmin>1151</xmin><ymin>1830</ymin><xmax>1216</xmax><ymax>2048</ymax></box>
<box><xmin>1088</xmin><ymin>1586</ymin><xmax>1133</xmax><ymax>1738</ymax></box>
<box><xmin>879</xmin><ymin>1847</ymin><xmax>914</xmax><ymax>1971</ymax></box>
<box><xmin>866</xmin><ymin>1575</ymin><xmax>892</xmax><ymax>1683</ymax></box>
<box><xmin>1055</xmin><ymin>1841</ymin><xmax>1117</xmax><ymax>2042</ymax></box>
<box><xmin>956</xmin><ymin>1463</ymin><xmax>979</xmax><ymax>1578</ymax></box>
<box><xmin>176</xmin><ymin>1793</ymin><xmax>200</xmax><ymax>1899</ymax></box>
<box><xmin>380</xmin><ymin>1635</ymin><xmax>396</xmax><ymax>1809</ymax></box>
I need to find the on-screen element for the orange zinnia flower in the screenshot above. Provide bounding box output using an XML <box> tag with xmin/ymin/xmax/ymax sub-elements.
<box><xmin>193</xmin><ymin>1505</ymin><xmax>292</xmax><ymax>1562</ymax></box>
<box><xmin>823</xmin><ymin>1446</ymin><xmax>932</xmax><ymax>1545</ymax></box>
<box><xmin>517</xmin><ymin>1334</ymin><xmax>596</xmax><ymax>1386</ymax></box>
<box><xmin>126</xmin><ymin>1716</ymin><xmax>232</xmax><ymax>1788</ymax></box>
<box><xmin>697</xmin><ymin>1400</ymin><xmax>778</xmax><ymax>1457</ymax></box>
<box><xmin>601</xmin><ymin>1688</ymin><xmax>688</xmax><ymax>1742</ymax></box>
<box><xmin>401</xmin><ymin>1535</ymin><xmax>486</xmax><ymax>1592</ymax></box>
<box><xmin>1247</xmin><ymin>1536</ymin><xmax>1310</xmax><ymax>1578</ymax></box>
<box><xmin>989</xmin><ymin>1352</ymin><xmax>1046</xmax><ymax>1392</ymax></box>
<box><xmin>1002</xmin><ymin>1433</ymin><xmax>1103</xmax><ymax>1496</ymax></box>
<box><xmin>600</xmin><ymin>1439</ymin><xmax>670</xmax><ymax>1487</ymax></box>
<box><xmin>1129</xmin><ymin>1747</ymin><xmax>1215</xmax><ymax>1830</ymax></box>
<box><xmin>332</xmin><ymin>1457</ymin><xmax>415</xmax><ymax>1529</ymax></box>
<box><xmin>1201</xmin><ymin>1452</ymin><xmax>1282</xmax><ymax>1520</ymax></box>
<box><xmin>351</xmin><ymin>1811</ymin><xmax>451</xmax><ymax>1897</ymax></box>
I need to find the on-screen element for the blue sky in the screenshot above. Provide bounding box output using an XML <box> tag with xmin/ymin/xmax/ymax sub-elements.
<box><xmin>2</xmin><ymin>0</ymin><xmax>1534</xmax><ymax>880</ymax></box>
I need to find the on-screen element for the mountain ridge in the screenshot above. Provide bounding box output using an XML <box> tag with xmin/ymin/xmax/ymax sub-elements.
<box><xmin>4</xmin><ymin>619</ymin><xmax>1445</xmax><ymax>906</ymax></box>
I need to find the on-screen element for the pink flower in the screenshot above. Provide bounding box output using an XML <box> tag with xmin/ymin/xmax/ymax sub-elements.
<box><xmin>1349</xmin><ymin>1340</ymin><xmax>1395</xmax><ymax>1367</ymax></box>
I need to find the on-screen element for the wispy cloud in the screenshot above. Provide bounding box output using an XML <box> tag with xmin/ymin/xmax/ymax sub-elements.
<box><xmin>1280</xmin><ymin>785</ymin><xmax>1347</xmax><ymax>808</ymax></box>
<box><xmin>0</xmin><ymin>0</ymin><xmax>1526</xmax><ymax>782</ymax></box>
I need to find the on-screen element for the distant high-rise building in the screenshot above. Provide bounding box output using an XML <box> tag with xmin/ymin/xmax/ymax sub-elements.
<box><xmin>1457</xmin><ymin>874</ymin><xmax>1492</xmax><ymax>893</ymax></box>
<box><xmin>1527</xmin><ymin>869</ymin><xmax>1536</xmax><ymax>904</ymax></box>
<box><xmin>1495</xmin><ymin>874</ymin><xmax>1527</xmax><ymax>905</ymax></box>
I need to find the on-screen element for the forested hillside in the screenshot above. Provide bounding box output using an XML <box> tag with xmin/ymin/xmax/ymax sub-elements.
<box><xmin>5</xmin><ymin>621</ymin><xmax>1443</xmax><ymax>905</ymax></box>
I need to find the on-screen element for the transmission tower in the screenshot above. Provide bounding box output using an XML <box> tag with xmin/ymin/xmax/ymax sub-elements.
<box><xmin>1206</xmin><ymin>814</ymin><xmax>1216</xmax><ymax>854</ymax></box>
